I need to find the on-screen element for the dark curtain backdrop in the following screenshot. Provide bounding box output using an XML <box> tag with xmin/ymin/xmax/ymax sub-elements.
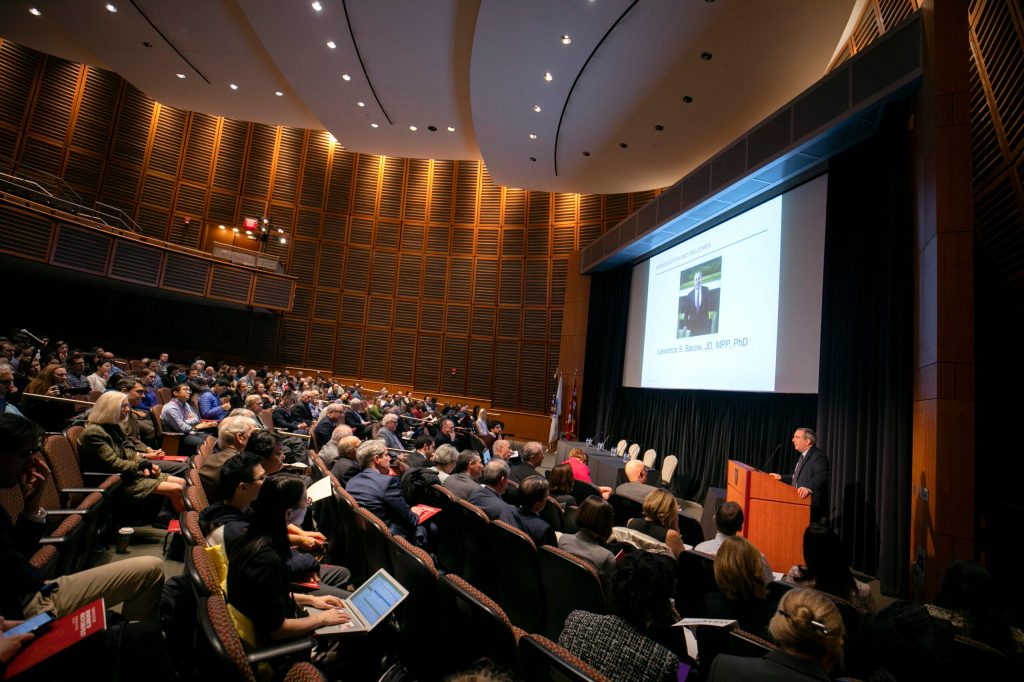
<box><xmin>581</xmin><ymin>103</ymin><xmax>913</xmax><ymax>596</ymax></box>
<box><xmin>815</xmin><ymin>103</ymin><xmax>913</xmax><ymax>597</ymax></box>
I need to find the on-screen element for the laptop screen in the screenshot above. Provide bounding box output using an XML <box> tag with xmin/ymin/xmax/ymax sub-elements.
<box><xmin>349</xmin><ymin>570</ymin><xmax>407</xmax><ymax>626</ymax></box>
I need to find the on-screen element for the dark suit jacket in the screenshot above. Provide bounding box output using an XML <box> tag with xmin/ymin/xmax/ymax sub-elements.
<box><xmin>330</xmin><ymin>457</ymin><xmax>360</xmax><ymax>486</ymax></box>
<box><xmin>469</xmin><ymin>486</ymin><xmax>518</xmax><ymax>524</ymax></box>
<box><xmin>199</xmin><ymin>448</ymin><xmax>239</xmax><ymax>504</ymax></box>
<box><xmin>346</xmin><ymin>468</ymin><xmax>419</xmax><ymax>537</ymax></box>
<box><xmin>707</xmin><ymin>650</ymin><xmax>831</xmax><ymax>682</ymax></box>
<box><xmin>680</xmin><ymin>285</ymin><xmax>720</xmax><ymax>335</ymax></box>
<box><xmin>312</xmin><ymin>418</ymin><xmax>337</xmax><ymax>451</ymax></box>
<box><xmin>272</xmin><ymin>406</ymin><xmax>302</xmax><ymax>431</ymax></box>
<box><xmin>343</xmin><ymin>409</ymin><xmax>371</xmax><ymax>437</ymax></box>
<box><xmin>433</xmin><ymin>431</ymin><xmax>457</xmax><ymax>449</ymax></box>
<box><xmin>291</xmin><ymin>402</ymin><xmax>314</xmax><ymax>423</ymax></box>
<box><xmin>443</xmin><ymin>472</ymin><xmax>481</xmax><ymax>500</ymax></box>
<box><xmin>514</xmin><ymin>507</ymin><xmax>557</xmax><ymax>547</ymax></box>
<box><xmin>781</xmin><ymin>446</ymin><xmax>830</xmax><ymax>520</ymax></box>
<box><xmin>509</xmin><ymin>461</ymin><xmax>540</xmax><ymax>485</ymax></box>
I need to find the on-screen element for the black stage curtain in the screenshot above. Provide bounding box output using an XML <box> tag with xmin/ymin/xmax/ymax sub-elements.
<box><xmin>581</xmin><ymin>103</ymin><xmax>912</xmax><ymax>596</ymax></box>
<box><xmin>816</xmin><ymin>103</ymin><xmax>913</xmax><ymax>596</ymax></box>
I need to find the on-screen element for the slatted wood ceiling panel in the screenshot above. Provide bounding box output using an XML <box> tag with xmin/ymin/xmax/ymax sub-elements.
<box><xmin>501</xmin><ymin>228</ymin><xmax>524</xmax><ymax>256</ymax></box>
<box><xmin>361</xmin><ymin>329</ymin><xmax>389</xmax><ymax>380</ymax></box>
<box><xmin>316</xmin><ymin>243</ymin><xmax>344</xmax><ymax>289</ymax></box>
<box><xmin>472</xmin><ymin>306</ymin><xmax>495</xmax><ymax>336</ymax></box>
<box><xmin>208</xmin><ymin>192</ymin><xmax>237</xmax><ymax>223</ymax></box>
<box><xmin>480</xmin><ymin>165</ymin><xmax>501</xmax><ymax>225</ymax></box>
<box><xmin>394</xmin><ymin>296</ymin><xmax>419</xmax><ymax>329</ymax></box>
<box><xmin>0</xmin><ymin>205</ymin><xmax>52</xmax><ymax>261</ymax></box>
<box><xmin>326</xmin><ymin>148</ymin><xmax>355</xmax><ymax>215</ymax></box>
<box><xmin>420</xmin><ymin>302</ymin><xmax>443</xmax><ymax>332</ymax></box>
<box><xmin>454</xmin><ymin>161</ymin><xmax>478</xmax><ymax>225</ymax></box>
<box><xmin>477</xmin><ymin>228</ymin><xmax>499</xmax><ymax>255</ymax></box>
<box><xmin>631</xmin><ymin>189</ymin><xmax>658</xmax><ymax>211</ymax></box>
<box><xmin>442</xmin><ymin>338</ymin><xmax>467</xmax><ymax>394</ymax></box>
<box><xmin>142</xmin><ymin>173</ymin><xmax>174</xmax><ymax>207</ymax></box>
<box><xmin>290</xmin><ymin>239</ymin><xmax>317</xmax><ymax>286</ymax></box>
<box><xmin>377</xmin><ymin>221</ymin><xmax>400</xmax><ymax>250</ymax></box>
<box><xmin>367</xmin><ymin>296</ymin><xmax>394</xmax><ymax>327</ymax></box>
<box><xmin>333</xmin><ymin>326</ymin><xmax>360</xmax><ymax>374</ymax></box>
<box><xmin>973</xmin><ymin>0</ymin><xmax>1024</xmax><ymax>155</ymax></box>
<box><xmin>519</xmin><ymin>343</ymin><xmax>547</xmax><ymax>412</ymax></box>
<box><xmin>554</xmin><ymin>193</ymin><xmax>577</xmax><ymax>224</ymax></box>
<box><xmin>453</xmin><ymin>226</ymin><xmax>474</xmax><ymax>253</ymax></box>
<box><xmin>292</xmin><ymin>287</ymin><xmax>312</xmax><ymax>317</ymax></box>
<box><xmin>301</xmin><ymin>131</ymin><xmax>330</xmax><ymax>208</ymax></box>
<box><xmin>580</xmin><ymin>194</ymin><xmax>602</xmax><ymax>223</ymax></box>
<box><xmin>28</xmin><ymin>56</ymin><xmax>77</xmax><ymax>143</ymax></box>
<box><xmin>63</xmin><ymin>150</ymin><xmax>104</xmax><ymax>197</ymax></box>
<box><xmin>493</xmin><ymin>341</ymin><xmax>519</xmax><ymax>407</ymax></box>
<box><xmin>528</xmin><ymin>191</ymin><xmax>550</xmax><ymax>225</ymax></box>
<box><xmin>467</xmin><ymin>339</ymin><xmax>494</xmax><ymax>397</ymax></box>
<box><xmin>446</xmin><ymin>303</ymin><xmax>469</xmax><ymax>335</ymax></box>
<box><xmin>504</xmin><ymin>187</ymin><xmax>525</xmax><ymax>225</ymax></box>
<box><xmin>389</xmin><ymin>332</ymin><xmax>416</xmax><ymax>385</ymax></box>
<box><xmin>214</xmin><ymin>119</ymin><xmax>247</xmax><ymax>191</ymax></box>
<box><xmin>111</xmin><ymin>85</ymin><xmax>152</xmax><ymax>165</ymax></box>
<box><xmin>244</xmin><ymin>123</ymin><xmax>275</xmax><ymax>197</ymax></box>
<box><xmin>167</xmin><ymin>216</ymin><xmax>201</xmax><ymax>248</ymax></box>
<box><xmin>101</xmin><ymin>162</ymin><xmax>141</xmax><ymax>206</ymax></box>
<box><xmin>430</xmin><ymin>160</ymin><xmax>453</xmax><ymax>223</ymax></box>
<box><xmin>19</xmin><ymin>137</ymin><xmax>62</xmax><ymax>175</ymax></box>
<box><xmin>604</xmin><ymin>193</ymin><xmax>629</xmax><ymax>221</ymax></box>
<box><xmin>0</xmin><ymin>42</ymin><xmax>40</xmax><ymax>127</ymax></box>
<box><xmin>273</xmin><ymin>127</ymin><xmax>303</xmax><ymax>204</ymax></box>
<box><xmin>344</xmin><ymin>248</ymin><xmax>370</xmax><ymax>291</ymax></box>
<box><xmin>280</xmin><ymin>317</ymin><xmax>308</xmax><ymax>366</ymax></box>
<box><xmin>449</xmin><ymin>258</ymin><xmax>472</xmax><ymax>303</ymax></box>
<box><xmin>182</xmin><ymin>113</ymin><xmax>216</xmax><ymax>185</ymax></box>
<box><xmin>878</xmin><ymin>0</ymin><xmax>915</xmax><ymax>31</ymax></box>
<box><xmin>371</xmin><ymin>250</ymin><xmax>397</xmax><ymax>290</ymax></box>
<box><xmin>852</xmin><ymin>4</ymin><xmax>881</xmax><ymax>51</ymax></box>
<box><xmin>498</xmin><ymin>307</ymin><xmax>521</xmax><ymax>338</ymax></box>
<box><xmin>307</xmin><ymin>322</ymin><xmax>336</xmax><ymax>369</ymax></box>
<box><xmin>423</xmin><ymin>257</ymin><xmax>448</xmax><ymax>299</ymax></box>
<box><xmin>415</xmin><ymin>334</ymin><xmax>441</xmax><ymax>392</ymax></box>
<box><xmin>404</xmin><ymin>158</ymin><xmax>429</xmax><ymax>222</ymax></box>
<box><xmin>353</xmin><ymin>154</ymin><xmax>380</xmax><ymax>216</ymax></box>
<box><xmin>314</xmin><ymin>289</ymin><xmax>339</xmax><ymax>320</ymax></box>
<box><xmin>499</xmin><ymin>260</ymin><xmax>522</xmax><ymax>305</ymax></box>
<box><xmin>397</xmin><ymin>253</ymin><xmax>424</xmax><ymax>291</ymax></box>
<box><xmin>135</xmin><ymin>205</ymin><xmax>169</xmax><ymax>239</ymax></box>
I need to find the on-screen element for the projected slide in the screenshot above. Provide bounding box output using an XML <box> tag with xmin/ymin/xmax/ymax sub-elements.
<box><xmin>641</xmin><ymin>197</ymin><xmax>782</xmax><ymax>391</ymax></box>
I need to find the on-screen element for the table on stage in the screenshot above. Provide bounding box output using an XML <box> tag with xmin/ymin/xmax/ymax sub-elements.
<box><xmin>554</xmin><ymin>440</ymin><xmax>651</xmax><ymax>489</ymax></box>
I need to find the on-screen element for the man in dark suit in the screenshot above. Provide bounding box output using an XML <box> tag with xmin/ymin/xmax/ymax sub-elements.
<box><xmin>443</xmin><ymin>450</ymin><xmax>483</xmax><ymax>500</ymax></box>
<box><xmin>345</xmin><ymin>439</ymin><xmax>427</xmax><ymax>545</ymax></box>
<box><xmin>312</xmin><ymin>403</ymin><xmax>343</xmax><ymax>451</ymax></box>
<box><xmin>679</xmin><ymin>270</ymin><xmax>720</xmax><ymax>336</ymax></box>
<box><xmin>291</xmin><ymin>391</ymin><xmax>318</xmax><ymax>424</ymax></box>
<box><xmin>468</xmin><ymin>460</ymin><xmax>517</xmax><ymax>524</ymax></box>
<box><xmin>514</xmin><ymin>475</ymin><xmax>557</xmax><ymax>547</ymax></box>
<box><xmin>509</xmin><ymin>440</ymin><xmax>544</xmax><ymax>484</ymax></box>
<box><xmin>433</xmin><ymin>418</ymin><xmax>457</xmax><ymax>449</ymax></box>
<box><xmin>343</xmin><ymin>399</ymin><xmax>372</xmax><ymax>439</ymax></box>
<box><xmin>770</xmin><ymin>427</ymin><xmax>830</xmax><ymax>523</ymax></box>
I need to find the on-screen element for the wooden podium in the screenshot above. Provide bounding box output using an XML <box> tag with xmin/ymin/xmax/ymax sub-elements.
<box><xmin>725</xmin><ymin>459</ymin><xmax>809</xmax><ymax>573</ymax></box>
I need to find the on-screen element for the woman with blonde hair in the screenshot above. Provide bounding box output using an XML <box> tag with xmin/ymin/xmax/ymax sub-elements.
<box><xmin>628</xmin><ymin>488</ymin><xmax>686</xmax><ymax>558</ymax></box>
<box><xmin>78</xmin><ymin>391</ymin><xmax>186</xmax><ymax>512</ymax></box>
<box><xmin>708</xmin><ymin>588</ymin><xmax>845</xmax><ymax>681</ymax></box>
<box><xmin>702</xmin><ymin>536</ymin><xmax>775</xmax><ymax>636</ymax></box>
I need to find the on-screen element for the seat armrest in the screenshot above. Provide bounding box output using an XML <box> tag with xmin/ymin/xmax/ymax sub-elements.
<box><xmin>46</xmin><ymin>508</ymin><xmax>91</xmax><ymax>516</ymax></box>
<box><xmin>61</xmin><ymin>487</ymin><xmax>106</xmax><ymax>495</ymax></box>
<box><xmin>39</xmin><ymin>535</ymin><xmax>70</xmax><ymax>545</ymax></box>
<box><xmin>245</xmin><ymin>637</ymin><xmax>316</xmax><ymax>663</ymax></box>
<box><xmin>82</xmin><ymin>471</ymin><xmax>122</xmax><ymax>479</ymax></box>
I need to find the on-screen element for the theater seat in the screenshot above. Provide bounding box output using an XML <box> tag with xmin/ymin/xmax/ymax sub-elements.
<box><xmin>425</xmin><ymin>484</ymin><xmax>463</xmax><ymax>574</ymax></box>
<box><xmin>537</xmin><ymin>546</ymin><xmax>606</xmax><ymax>641</ymax></box>
<box><xmin>387</xmin><ymin>536</ymin><xmax>445</xmax><ymax>680</ymax></box>
<box><xmin>519</xmin><ymin>634</ymin><xmax>610</xmax><ymax>682</ymax></box>
<box><xmin>438</xmin><ymin>574</ymin><xmax>522</xmax><ymax>674</ymax></box>
<box><xmin>676</xmin><ymin>550</ymin><xmax>718</xmax><ymax>617</ymax></box>
<box><xmin>354</xmin><ymin>506</ymin><xmax>393</xmax><ymax>576</ymax></box>
<box><xmin>454</xmin><ymin>498</ymin><xmax>496</xmax><ymax>595</ymax></box>
<box><xmin>488</xmin><ymin>520</ymin><xmax>545</xmax><ymax>633</ymax></box>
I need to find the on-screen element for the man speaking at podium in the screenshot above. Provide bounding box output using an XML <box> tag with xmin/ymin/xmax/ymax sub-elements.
<box><xmin>769</xmin><ymin>427</ymin><xmax>830</xmax><ymax>524</ymax></box>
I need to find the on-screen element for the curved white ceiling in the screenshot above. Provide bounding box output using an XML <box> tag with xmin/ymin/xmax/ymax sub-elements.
<box><xmin>0</xmin><ymin>0</ymin><xmax>854</xmax><ymax>194</ymax></box>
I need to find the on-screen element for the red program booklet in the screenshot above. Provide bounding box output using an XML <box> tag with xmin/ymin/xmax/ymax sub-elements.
<box><xmin>4</xmin><ymin>599</ymin><xmax>107</xmax><ymax>679</ymax></box>
<box><xmin>153</xmin><ymin>455</ymin><xmax>189</xmax><ymax>462</ymax></box>
<box><xmin>410</xmin><ymin>504</ymin><xmax>441</xmax><ymax>525</ymax></box>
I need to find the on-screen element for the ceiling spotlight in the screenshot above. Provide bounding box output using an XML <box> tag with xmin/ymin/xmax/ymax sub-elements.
<box><xmin>683</xmin><ymin>95</ymin><xmax>693</xmax><ymax>103</ymax></box>
<box><xmin>530</xmin><ymin>157</ymin><xmax>537</xmax><ymax>162</ymax></box>
<box><xmin>278</xmin><ymin>228</ymin><xmax>284</xmax><ymax>234</ymax></box>
<box><xmin>700</xmin><ymin>52</ymin><xmax>712</xmax><ymax>60</ymax></box>
<box><xmin>544</xmin><ymin>72</ymin><xmax>553</xmax><ymax>82</ymax></box>
<box><xmin>279</xmin><ymin>237</ymin><xmax>287</xmax><ymax>244</ymax></box>
<box><xmin>229</xmin><ymin>83</ymin><xmax>238</xmax><ymax>90</ymax></box>
<box><xmin>529</xmin><ymin>133</ymin><xmax>537</xmax><ymax>140</ymax></box>
<box><xmin>619</xmin><ymin>142</ymin><xmax>628</xmax><ymax>148</ymax></box>
<box><xmin>409</xmin><ymin>125</ymin><xmax>417</xmax><ymax>131</ymax></box>
<box><xmin>232</xmin><ymin>227</ymin><xmax>239</xmax><ymax>233</ymax></box>
<box><xmin>357</xmin><ymin>101</ymin><xmax>365</xmax><ymax>107</ymax></box>
<box><xmin>275</xmin><ymin>91</ymin><xmax>283</xmax><ymax>96</ymax></box>
<box><xmin>218</xmin><ymin>224</ymin><xmax>225</xmax><ymax>230</ymax></box>
<box><xmin>176</xmin><ymin>73</ymin><xmax>186</xmax><ymax>79</ymax></box>
<box><xmin>342</xmin><ymin>74</ymin><xmax>351</xmax><ymax>81</ymax></box>
<box><xmin>561</xmin><ymin>35</ymin><xmax>571</xmax><ymax>45</ymax></box>
<box><xmin>447</xmin><ymin>126</ymin><xmax>455</xmax><ymax>132</ymax></box>
<box><xmin>532</xmin><ymin>105</ymin><xmax>542</xmax><ymax>113</ymax></box>
<box><xmin>582</xmin><ymin>151</ymin><xmax>590</xmax><ymax>157</ymax></box>
<box><xmin>655</xmin><ymin>124</ymin><xmax>664</xmax><ymax>131</ymax></box>
<box><xmin>105</xmin><ymin>4</ymin><xmax>117</xmax><ymax>12</ymax></box>
<box><xmin>29</xmin><ymin>8</ymin><xmax>41</xmax><ymax>16</ymax></box>
<box><xmin>326</xmin><ymin>41</ymin><xmax>337</xmax><ymax>49</ymax></box>
<box><xmin>311</xmin><ymin>1</ymin><xmax>323</xmax><ymax>10</ymax></box>
<box><xmin>427</xmin><ymin>125</ymin><xmax>437</xmax><ymax>132</ymax></box>
<box><xmin>371</xmin><ymin>123</ymin><xmax>379</xmax><ymax>128</ymax></box>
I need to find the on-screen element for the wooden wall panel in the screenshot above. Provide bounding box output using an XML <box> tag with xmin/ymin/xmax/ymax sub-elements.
<box><xmin>0</xmin><ymin>39</ymin><xmax>664</xmax><ymax>421</ymax></box>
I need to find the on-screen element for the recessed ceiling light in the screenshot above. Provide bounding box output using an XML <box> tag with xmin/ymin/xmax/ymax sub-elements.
<box><xmin>700</xmin><ymin>52</ymin><xmax>712</xmax><ymax>60</ymax></box>
<box><xmin>533</xmin><ymin>105</ymin><xmax>542</xmax><ymax>113</ymax></box>
<box><xmin>619</xmin><ymin>142</ymin><xmax>628</xmax><ymax>148</ymax></box>
<box><xmin>544</xmin><ymin>72</ymin><xmax>553</xmax><ymax>82</ymax></box>
<box><xmin>29</xmin><ymin>8</ymin><xmax>41</xmax><ymax>16</ymax></box>
<box><xmin>529</xmin><ymin>134</ymin><xmax>537</xmax><ymax>140</ymax></box>
<box><xmin>176</xmin><ymin>73</ymin><xmax>186</xmax><ymax>79</ymax></box>
<box><xmin>326</xmin><ymin>41</ymin><xmax>337</xmax><ymax>49</ymax></box>
<box><xmin>275</xmin><ymin>91</ymin><xmax>283</xmax><ymax>96</ymax></box>
<box><xmin>447</xmin><ymin>126</ymin><xmax>455</xmax><ymax>132</ymax></box>
<box><xmin>530</xmin><ymin>157</ymin><xmax>537</xmax><ymax>162</ymax></box>
<box><xmin>409</xmin><ymin>125</ymin><xmax>417</xmax><ymax>131</ymax></box>
<box><xmin>232</xmin><ymin>227</ymin><xmax>239</xmax><ymax>233</ymax></box>
<box><xmin>371</xmin><ymin>123</ymin><xmax>379</xmax><ymax>128</ymax></box>
<box><xmin>105</xmin><ymin>4</ymin><xmax>117</xmax><ymax>13</ymax></box>
<box><xmin>342</xmin><ymin>74</ymin><xmax>351</xmax><ymax>81</ymax></box>
<box><xmin>582</xmin><ymin>151</ymin><xmax>590</xmax><ymax>157</ymax></box>
<box><xmin>561</xmin><ymin>35</ymin><xmax>571</xmax><ymax>45</ymax></box>
<box><xmin>311</xmin><ymin>1</ymin><xmax>323</xmax><ymax>10</ymax></box>
<box><xmin>683</xmin><ymin>95</ymin><xmax>693</xmax><ymax>103</ymax></box>
<box><xmin>427</xmin><ymin>125</ymin><xmax>437</xmax><ymax>132</ymax></box>
<box><xmin>218</xmin><ymin>224</ymin><xmax>225</xmax><ymax>230</ymax></box>
<box><xmin>229</xmin><ymin>83</ymin><xmax>238</xmax><ymax>90</ymax></box>
<box><xmin>655</xmin><ymin>124</ymin><xmax>664</xmax><ymax>131</ymax></box>
<box><xmin>357</xmin><ymin>101</ymin><xmax>365</xmax><ymax>107</ymax></box>
<box><xmin>279</xmin><ymin>237</ymin><xmax>287</xmax><ymax>244</ymax></box>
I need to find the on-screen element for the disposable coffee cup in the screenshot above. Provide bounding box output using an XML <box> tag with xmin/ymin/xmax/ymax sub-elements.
<box><xmin>115</xmin><ymin>527</ymin><xmax>134</xmax><ymax>554</ymax></box>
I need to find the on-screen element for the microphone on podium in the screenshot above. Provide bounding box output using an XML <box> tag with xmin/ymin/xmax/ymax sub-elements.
<box><xmin>762</xmin><ymin>443</ymin><xmax>783</xmax><ymax>473</ymax></box>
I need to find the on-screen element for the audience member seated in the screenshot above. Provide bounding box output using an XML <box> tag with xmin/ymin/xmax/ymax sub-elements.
<box><xmin>547</xmin><ymin>463</ymin><xmax>578</xmax><ymax>510</ymax></box>
<box><xmin>21</xmin><ymin>365</ymin><xmax>77</xmax><ymax>431</ymax></box>
<box><xmin>558</xmin><ymin>495</ymin><xmax>617</xmax><ymax>594</ymax></box>
<box><xmin>160</xmin><ymin>382</ymin><xmax>213</xmax><ymax>455</ymax></box>
<box><xmin>272</xmin><ymin>395</ymin><xmax>308</xmax><ymax>433</ymax></box>
<box><xmin>202</xmin><ymin>454</ymin><xmax>350</xmax><ymax>596</ymax></box>
<box><xmin>346</xmin><ymin>439</ymin><xmax>427</xmax><ymax>545</ymax></box>
<box><xmin>626</xmin><ymin>489</ymin><xmax>686</xmax><ymax>558</ymax></box>
<box><xmin>343</xmin><ymin>399</ymin><xmax>372</xmax><ymax>439</ymax></box>
<box><xmin>702</xmin><ymin>536</ymin><xmax>776</xmax><ymax>636</ymax></box>
<box><xmin>64</xmin><ymin>352</ymin><xmax>91</xmax><ymax>392</ymax></box>
<box><xmin>0</xmin><ymin>363</ymin><xmax>24</xmax><ymax>417</ymax></box>
<box><xmin>925</xmin><ymin>559</ymin><xmax>1024</xmax><ymax>659</ymax></box>
<box><xmin>329</xmin><ymin>435</ymin><xmax>363</xmax><ymax>486</ymax></box>
<box><xmin>490</xmin><ymin>438</ymin><xmax>513</xmax><ymax>464</ymax></box>
<box><xmin>560</xmin><ymin>552</ymin><xmax>681</xmax><ymax>682</ymax></box>
<box><xmin>79</xmin><ymin>392</ymin><xmax>185</xmax><ymax>514</ymax></box>
<box><xmin>404</xmin><ymin>435</ymin><xmax>433</xmax><ymax>468</ymax></box>
<box><xmin>377</xmin><ymin>412</ymin><xmax>405</xmax><ymax>452</ymax></box>
<box><xmin>566</xmin><ymin>447</ymin><xmax>595</xmax><ymax>483</ymax></box>
<box><xmin>87</xmin><ymin>359</ymin><xmax>113</xmax><ymax>392</ymax></box>
<box><xmin>468</xmin><ymin>459</ymin><xmax>517</xmax><ymax>524</ymax></box>
<box><xmin>226</xmin><ymin>474</ymin><xmax>349</xmax><ymax>649</ymax></box>
<box><xmin>196</xmin><ymin>378</ymin><xmax>231</xmax><ymax>422</ymax></box>
<box><xmin>1</xmin><ymin>414</ymin><xmax>166</xmax><ymax>623</ymax></box>
<box><xmin>694</xmin><ymin>501</ymin><xmax>773</xmax><ymax>583</ymax></box>
<box><xmin>510</xmin><ymin>440</ymin><xmax>545</xmax><ymax>484</ymax></box>
<box><xmin>427</xmin><ymin>443</ymin><xmax>458</xmax><ymax>483</ymax></box>
<box><xmin>616</xmin><ymin>459</ymin><xmax>660</xmax><ymax>505</ymax></box>
<box><xmin>443</xmin><ymin>450</ymin><xmax>484</xmax><ymax>500</ymax></box>
<box><xmin>112</xmin><ymin>375</ymin><xmax>158</xmax><ymax>447</ymax></box>
<box><xmin>708</xmin><ymin>588</ymin><xmax>845</xmax><ymax>682</ymax></box>
<box><xmin>318</xmin><ymin>424</ymin><xmax>354</xmax><ymax>468</ymax></box>
<box><xmin>784</xmin><ymin>523</ymin><xmax>876</xmax><ymax>614</ymax></box>
<box><xmin>312</xmin><ymin>403</ymin><xmax>344</xmax><ymax>451</ymax></box>
<box><xmin>514</xmin><ymin>475</ymin><xmax>557</xmax><ymax>547</ymax></box>
<box><xmin>433</xmin><ymin>417</ymin><xmax>457</xmax><ymax>449</ymax></box>
<box><xmin>199</xmin><ymin>415</ymin><xmax>257</xmax><ymax>503</ymax></box>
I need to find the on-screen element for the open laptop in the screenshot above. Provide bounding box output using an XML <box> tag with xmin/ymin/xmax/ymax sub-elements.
<box><xmin>307</xmin><ymin>568</ymin><xmax>408</xmax><ymax>635</ymax></box>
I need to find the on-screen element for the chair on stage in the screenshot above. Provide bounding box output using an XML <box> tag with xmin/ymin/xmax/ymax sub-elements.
<box><xmin>642</xmin><ymin>448</ymin><xmax>657</xmax><ymax>468</ymax></box>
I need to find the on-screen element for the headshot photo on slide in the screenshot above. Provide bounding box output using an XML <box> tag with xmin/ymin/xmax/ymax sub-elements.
<box><xmin>677</xmin><ymin>256</ymin><xmax>722</xmax><ymax>338</ymax></box>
